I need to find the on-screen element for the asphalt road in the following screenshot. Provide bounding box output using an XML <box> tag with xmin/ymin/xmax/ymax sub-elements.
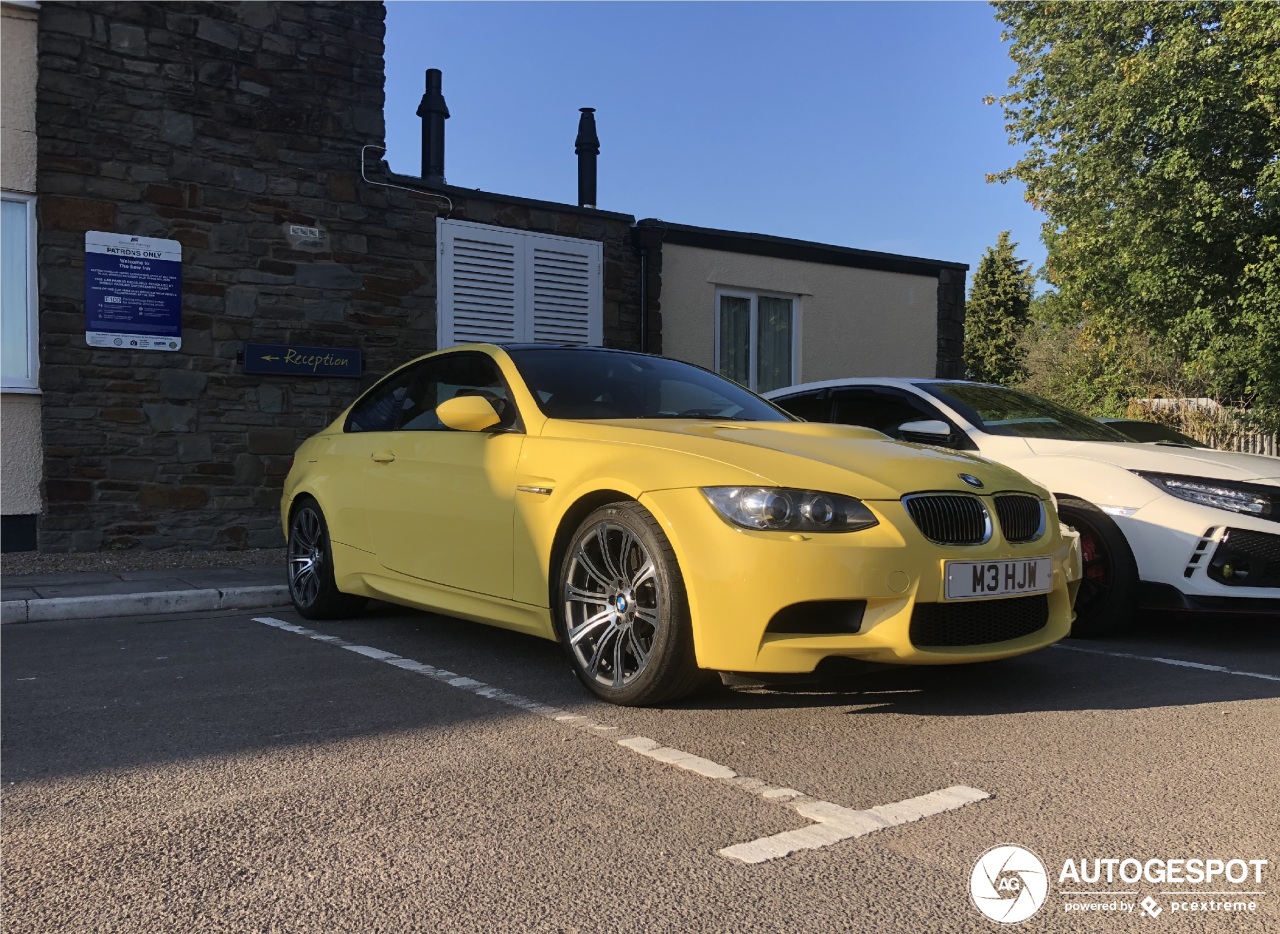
<box><xmin>3</xmin><ymin>605</ymin><xmax>1278</xmax><ymax>933</ymax></box>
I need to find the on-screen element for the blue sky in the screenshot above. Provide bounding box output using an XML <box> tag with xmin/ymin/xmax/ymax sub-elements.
<box><xmin>382</xmin><ymin>1</ymin><xmax>1046</xmax><ymax>282</ymax></box>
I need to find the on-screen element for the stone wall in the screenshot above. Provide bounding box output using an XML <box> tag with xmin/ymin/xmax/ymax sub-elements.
<box><xmin>36</xmin><ymin>1</ymin><xmax>643</xmax><ymax>551</ymax></box>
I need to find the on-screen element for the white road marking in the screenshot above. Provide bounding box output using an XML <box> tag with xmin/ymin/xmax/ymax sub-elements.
<box><xmin>343</xmin><ymin>645</ymin><xmax>399</xmax><ymax>661</ymax></box>
<box><xmin>618</xmin><ymin>736</ymin><xmax>737</xmax><ymax>779</ymax></box>
<box><xmin>1052</xmin><ymin>644</ymin><xmax>1280</xmax><ymax>683</ymax></box>
<box><xmin>721</xmin><ymin>785</ymin><xmax>992</xmax><ymax>865</ymax></box>
<box><xmin>252</xmin><ymin>616</ymin><xmax>991</xmax><ymax>863</ymax></box>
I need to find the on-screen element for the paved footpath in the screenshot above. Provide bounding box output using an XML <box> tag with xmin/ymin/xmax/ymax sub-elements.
<box><xmin>1</xmin><ymin>564</ymin><xmax>288</xmax><ymax>624</ymax></box>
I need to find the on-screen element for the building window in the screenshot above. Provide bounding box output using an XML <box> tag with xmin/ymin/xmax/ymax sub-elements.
<box><xmin>436</xmin><ymin>219</ymin><xmax>603</xmax><ymax>348</ymax></box>
<box><xmin>1</xmin><ymin>193</ymin><xmax>38</xmax><ymax>392</ymax></box>
<box><xmin>715</xmin><ymin>288</ymin><xmax>796</xmax><ymax>393</ymax></box>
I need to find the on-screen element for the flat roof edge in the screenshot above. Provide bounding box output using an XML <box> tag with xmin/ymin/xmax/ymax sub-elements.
<box><xmin>381</xmin><ymin>168</ymin><xmax>636</xmax><ymax>223</ymax></box>
<box><xmin>636</xmin><ymin>219</ymin><xmax>968</xmax><ymax>275</ymax></box>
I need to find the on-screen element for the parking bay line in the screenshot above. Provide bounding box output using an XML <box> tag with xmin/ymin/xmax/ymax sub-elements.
<box><xmin>1052</xmin><ymin>644</ymin><xmax>1280</xmax><ymax>683</ymax></box>
<box><xmin>251</xmin><ymin>616</ymin><xmax>991</xmax><ymax>864</ymax></box>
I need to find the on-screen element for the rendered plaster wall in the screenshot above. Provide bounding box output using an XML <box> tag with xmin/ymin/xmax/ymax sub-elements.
<box><xmin>2</xmin><ymin>2</ymin><xmax>38</xmax><ymax>193</ymax></box>
<box><xmin>659</xmin><ymin>242</ymin><xmax>941</xmax><ymax>384</ymax></box>
<box><xmin>1</xmin><ymin>395</ymin><xmax>42</xmax><ymax>514</ymax></box>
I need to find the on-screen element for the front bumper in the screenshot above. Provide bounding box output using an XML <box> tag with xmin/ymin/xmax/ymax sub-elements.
<box><xmin>641</xmin><ymin>488</ymin><xmax>1078</xmax><ymax>673</ymax></box>
<box><xmin>1113</xmin><ymin>494</ymin><xmax>1280</xmax><ymax>606</ymax></box>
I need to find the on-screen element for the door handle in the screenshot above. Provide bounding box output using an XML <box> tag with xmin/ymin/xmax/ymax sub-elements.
<box><xmin>370</xmin><ymin>451</ymin><xmax>396</xmax><ymax>464</ymax></box>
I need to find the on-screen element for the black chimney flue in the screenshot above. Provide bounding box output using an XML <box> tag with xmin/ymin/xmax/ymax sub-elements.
<box><xmin>575</xmin><ymin>108</ymin><xmax>599</xmax><ymax>209</ymax></box>
<box><xmin>417</xmin><ymin>68</ymin><xmax>449</xmax><ymax>185</ymax></box>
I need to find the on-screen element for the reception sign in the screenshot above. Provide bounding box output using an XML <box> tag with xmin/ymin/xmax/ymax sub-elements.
<box><xmin>242</xmin><ymin>342</ymin><xmax>363</xmax><ymax>378</ymax></box>
<box><xmin>85</xmin><ymin>231</ymin><xmax>182</xmax><ymax>351</ymax></box>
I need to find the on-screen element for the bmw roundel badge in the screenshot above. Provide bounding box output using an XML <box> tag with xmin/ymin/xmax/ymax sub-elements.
<box><xmin>958</xmin><ymin>473</ymin><xmax>984</xmax><ymax>488</ymax></box>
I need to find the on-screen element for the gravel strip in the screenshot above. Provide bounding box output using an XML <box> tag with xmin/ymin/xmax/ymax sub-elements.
<box><xmin>1</xmin><ymin>548</ymin><xmax>286</xmax><ymax>578</ymax></box>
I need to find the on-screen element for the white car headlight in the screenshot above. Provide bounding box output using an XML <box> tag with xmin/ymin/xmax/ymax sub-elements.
<box><xmin>1134</xmin><ymin>471</ymin><xmax>1277</xmax><ymax>519</ymax></box>
<box><xmin>701</xmin><ymin>487</ymin><xmax>879</xmax><ymax>532</ymax></box>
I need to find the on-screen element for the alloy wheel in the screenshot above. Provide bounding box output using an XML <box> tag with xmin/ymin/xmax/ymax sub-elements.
<box><xmin>563</xmin><ymin>521</ymin><xmax>661</xmax><ymax>688</ymax></box>
<box><xmin>289</xmin><ymin>506</ymin><xmax>326</xmax><ymax>608</ymax></box>
<box><xmin>1075</xmin><ymin>521</ymin><xmax>1114</xmax><ymax>616</ymax></box>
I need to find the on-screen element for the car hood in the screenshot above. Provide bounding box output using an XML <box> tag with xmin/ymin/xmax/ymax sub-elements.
<box><xmin>1019</xmin><ymin>438</ymin><xmax>1280</xmax><ymax>484</ymax></box>
<box><xmin>547</xmin><ymin>419</ymin><xmax>1046</xmax><ymax>500</ymax></box>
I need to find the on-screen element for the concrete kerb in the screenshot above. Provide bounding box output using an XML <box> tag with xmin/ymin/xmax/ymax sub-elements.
<box><xmin>1</xmin><ymin>585</ymin><xmax>290</xmax><ymax>624</ymax></box>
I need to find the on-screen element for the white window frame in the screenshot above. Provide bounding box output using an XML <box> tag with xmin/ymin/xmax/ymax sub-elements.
<box><xmin>712</xmin><ymin>286</ymin><xmax>801</xmax><ymax>392</ymax></box>
<box><xmin>436</xmin><ymin>218</ymin><xmax>603</xmax><ymax>348</ymax></box>
<box><xmin>1</xmin><ymin>192</ymin><xmax>39</xmax><ymax>393</ymax></box>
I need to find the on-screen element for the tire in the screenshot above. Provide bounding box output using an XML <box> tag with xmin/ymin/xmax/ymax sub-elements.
<box><xmin>554</xmin><ymin>502</ymin><xmax>705</xmax><ymax>706</ymax></box>
<box><xmin>287</xmin><ymin>497</ymin><xmax>368</xmax><ymax>620</ymax></box>
<box><xmin>1057</xmin><ymin>496</ymin><xmax>1139</xmax><ymax>637</ymax></box>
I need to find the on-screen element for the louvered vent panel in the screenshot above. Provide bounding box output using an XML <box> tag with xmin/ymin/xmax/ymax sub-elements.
<box><xmin>447</xmin><ymin>236</ymin><xmax>519</xmax><ymax>344</ymax></box>
<box><xmin>438</xmin><ymin>219</ymin><xmax>602</xmax><ymax>347</ymax></box>
<box><xmin>531</xmin><ymin>246</ymin><xmax>599</xmax><ymax>345</ymax></box>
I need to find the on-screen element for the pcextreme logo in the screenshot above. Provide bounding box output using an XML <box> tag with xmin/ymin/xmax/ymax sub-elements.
<box><xmin>970</xmin><ymin>845</ymin><xmax>1049</xmax><ymax>923</ymax></box>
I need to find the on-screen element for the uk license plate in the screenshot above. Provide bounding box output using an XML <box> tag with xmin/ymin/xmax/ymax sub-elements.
<box><xmin>945</xmin><ymin>557</ymin><xmax>1053</xmax><ymax>600</ymax></box>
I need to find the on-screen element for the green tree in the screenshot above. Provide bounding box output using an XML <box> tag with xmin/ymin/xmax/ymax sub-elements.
<box><xmin>965</xmin><ymin>231</ymin><xmax>1035</xmax><ymax>384</ymax></box>
<box><xmin>990</xmin><ymin>1</ymin><xmax>1280</xmax><ymax>420</ymax></box>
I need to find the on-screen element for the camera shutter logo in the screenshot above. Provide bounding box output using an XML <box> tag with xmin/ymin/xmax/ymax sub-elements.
<box><xmin>970</xmin><ymin>845</ymin><xmax>1049</xmax><ymax>924</ymax></box>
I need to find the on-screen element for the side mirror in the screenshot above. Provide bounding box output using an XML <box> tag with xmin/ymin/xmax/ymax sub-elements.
<box><xmin>436</xmin><ymin>395</ymin><xmax>502</xmax><ymax>432</ymax></box>
<box><xmin>898</xmin><ymin>419</ymin><xmax>954</xmax><ymax>444</ymax></box>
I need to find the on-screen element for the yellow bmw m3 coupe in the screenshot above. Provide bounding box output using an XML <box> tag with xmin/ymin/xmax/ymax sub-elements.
<box><xmin>282</xmin><ymin>344</ymin><xmax>1082</xmax><ymax>705</ymax></box>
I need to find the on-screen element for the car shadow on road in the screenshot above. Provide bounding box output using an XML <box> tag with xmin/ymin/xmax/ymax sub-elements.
<box><xmin>341</xmin><ymin>602</ymin><xmax>1280</xmax><ymax>719</ymax></box>
<box><xmin>0</xmin><ymin>607</ymin><xmax>547</xmax><ymax>787</ymax></box>
<box><xmin>683</xmin><ymin>612</ymin><xmax>1280</xmax><ymax>717</ymax></box>
<box><xmin>4</xmin><ymin>604</ymin><xmax>1275</xmax><ymax>784</ymax></box>
<box><xmin>317</xmin><ymin>602</ymin><xmax>1280</xmax><ymax>719</ymax></box>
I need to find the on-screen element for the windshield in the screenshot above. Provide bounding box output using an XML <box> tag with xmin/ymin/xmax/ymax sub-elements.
<box><xmin>1100</xmin><ymin>420</ymin><xmax>1207</xmax><ymax>447</ymax></box>
<box><xmin>507</xmin><ymin>348</ymin><xmax>792</xmax><ymax>422</ymax></box>
<box><xmin>919</xmin><ymin>382</ymin><xmax>1131</xmax><ymax>442</ymax></box>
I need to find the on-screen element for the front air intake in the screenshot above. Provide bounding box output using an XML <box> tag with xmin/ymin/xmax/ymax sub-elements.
<box><xmin>902</xmin><ymin>494</ymin><xmax>991</xmax><ymax>545</ymax></box>
<box><xmin>909</xmin><ymin>594</ymin><xmax>1050</xmax><ymax>647</ymax></box>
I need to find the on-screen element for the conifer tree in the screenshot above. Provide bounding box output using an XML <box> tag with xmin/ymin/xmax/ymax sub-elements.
<box><xmin>964</xmin><ymin>231</ymin><xmax>1034</xmax><ymax>385</ymax></box>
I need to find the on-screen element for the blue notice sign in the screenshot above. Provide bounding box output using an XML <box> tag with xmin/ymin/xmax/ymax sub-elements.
<box><xmin>85</xmin><ymin>231</ymin><xmax>183</xmax><ymax>351</ymax></box>
<box><xmin>243</xmin><ymin>342</ymin><xmax>363</xmax><ymax>378</ymax></box>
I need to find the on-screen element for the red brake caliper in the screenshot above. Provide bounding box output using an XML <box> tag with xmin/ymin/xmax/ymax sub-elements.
<box><xmin>1081</xmin><ymin>532</ymin><xmax>1107</xmax><ymax>581</ymax></box>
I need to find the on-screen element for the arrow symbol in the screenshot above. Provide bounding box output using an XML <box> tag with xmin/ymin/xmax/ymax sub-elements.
<box><xmin>261</xmin><ymin>354</ymin><xmax>280</xmax><ymax>361</ymax></box>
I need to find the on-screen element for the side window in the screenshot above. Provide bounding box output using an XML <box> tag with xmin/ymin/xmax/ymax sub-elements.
<box><xmin>716</xmin><ymin>290</ymin><xmax>796</xmax><ymax>394</ymax></box>
<box><xmin>346</xmin><ymin>366</ymin><xmax>422</xmax><ymax>433</ymax></box>
<box><xmin>400</xmin><ymin>354</ymin><xmax>512</xmax><ymax>431</ymax></box>
<box><xmin>771</xmin><ymin>390</ymin><xmax>830</xmax><ymax>422</ymax></box>
<box><xmin>346</xmin><ymin>355</ymin><xmax>512</xmax><ymax>433</ymax></box>
<box><xmin>831</xmin><ymin>388</ymin><xmax>943</xmax><ymax>438</ymax></box>
<box><xmin>2</xmin><ymin>193</ymin><xmax>38</xmax><ymax>391</ymax></box>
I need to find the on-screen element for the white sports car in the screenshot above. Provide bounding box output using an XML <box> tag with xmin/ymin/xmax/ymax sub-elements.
<box><xmin>766</xmin><ymin>378</ymin><xmax>1280</xmax><ymax>634</ymax></box>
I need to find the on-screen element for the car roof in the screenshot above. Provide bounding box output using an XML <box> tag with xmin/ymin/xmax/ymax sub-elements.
<box><xmin>495</xmin><ymin>343</ymin><xmax>647</xmax><ymax>356</ymax></box>
<box><xmin>764</xmin><ymin>376</ymin><xmax>1005</xmax><ymax>397</ymax></box>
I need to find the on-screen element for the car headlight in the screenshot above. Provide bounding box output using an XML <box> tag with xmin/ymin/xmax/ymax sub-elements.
<box><xmin>1134</xmin><ymin>471</ymin><xmax>1277</xmax><ymax>519</ymax></box>
<box><xmin>701</xmin><ymin>487</ymin><xmax>879</xmax><ymax>532</ymax></box>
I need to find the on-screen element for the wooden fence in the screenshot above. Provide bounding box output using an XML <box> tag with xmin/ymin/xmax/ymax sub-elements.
<box><xmin>1192</xmin><ymin>430</ymin><xmax>1279</xmax><ymax>457</ymax></box>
